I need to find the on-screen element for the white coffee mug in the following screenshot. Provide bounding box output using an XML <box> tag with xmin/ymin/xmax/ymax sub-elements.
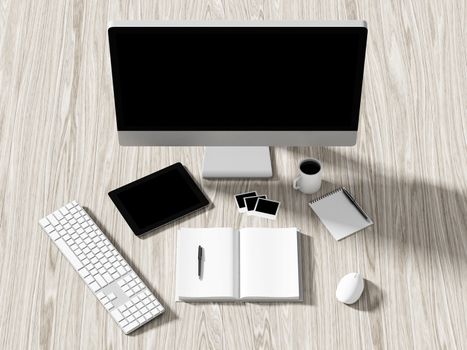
<box><xmin>293</xmin><ymin>158</ymin><xmax>322</xmax><ymax>194</ymax></box>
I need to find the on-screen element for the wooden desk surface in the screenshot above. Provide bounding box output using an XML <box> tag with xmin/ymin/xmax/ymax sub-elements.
<box><xmin>0</xmin><ymin>1</ymin><xmax>466</xmax><ymax>349</ymax></box>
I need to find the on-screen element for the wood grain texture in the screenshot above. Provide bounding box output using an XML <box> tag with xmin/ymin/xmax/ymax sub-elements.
<box><xmin>0</xmin><ymin>0</ymin><xmax>466</xmax><ymax>349</ymax></box>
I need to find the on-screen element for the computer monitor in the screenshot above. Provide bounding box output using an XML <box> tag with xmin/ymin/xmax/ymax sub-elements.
<box><xmin>108</xmin><ymin>21</ymin><xmax>368</xmax><ymax>178</ymax></box>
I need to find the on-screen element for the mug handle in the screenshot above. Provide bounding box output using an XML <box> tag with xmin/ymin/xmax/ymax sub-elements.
<box><xmin>293</xmin><ymin>176</ymin><xmax>301</xmax><ymax>190</ymax></box>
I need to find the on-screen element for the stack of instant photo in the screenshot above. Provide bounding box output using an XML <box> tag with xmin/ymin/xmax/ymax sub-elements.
<box><xmin>234</xmin><ymin>191</ymin><xmax>281</xmax><ymax>220</ymax></box>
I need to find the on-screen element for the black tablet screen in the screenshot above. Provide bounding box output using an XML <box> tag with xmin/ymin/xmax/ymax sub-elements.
<box><xmin>109</xmin><ymin>163</ymin><xmax>209</xmax><ymax>235</ymax></box>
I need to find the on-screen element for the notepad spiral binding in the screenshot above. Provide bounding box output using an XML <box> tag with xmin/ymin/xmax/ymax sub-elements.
<box><xmin>309</xmin><ymin>187</ymin><xmax>343</xmax><ymax>204</ymax></box>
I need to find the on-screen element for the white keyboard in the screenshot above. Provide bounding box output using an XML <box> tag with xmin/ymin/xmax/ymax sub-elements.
<box><xmin>39</xmin><ymin>201</ymin><xmax>164</xmax><ymax>334</ymax></box>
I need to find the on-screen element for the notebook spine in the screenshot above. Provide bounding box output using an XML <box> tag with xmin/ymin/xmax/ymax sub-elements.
<box><xmin>309</xmin><ymin>187</ymin><xmax>343</xmax><ymax>204</ymax></box>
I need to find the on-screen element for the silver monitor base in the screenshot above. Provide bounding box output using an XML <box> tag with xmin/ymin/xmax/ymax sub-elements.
<box><xmin>202</xmin><ymin>147</ymin><xmax>273</xmax><ymax>178</ymax></box>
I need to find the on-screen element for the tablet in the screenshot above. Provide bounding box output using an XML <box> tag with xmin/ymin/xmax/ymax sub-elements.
<box><xmin>109</xmin><ymin>163</ymin><xmax>210</xmax><ymax>235</ymax></box>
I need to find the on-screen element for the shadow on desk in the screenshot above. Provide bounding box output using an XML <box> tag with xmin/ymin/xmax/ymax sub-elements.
<box><xmin>299</xmin><ymin>232</ymin><xmax>315</xmax><ymax>306</ymax></box>
<box><xmin>349</xmin><ymin>279</ymin><xmax>383</xmax><ymax>312</ymax></box>
<box><xmin>286</xmin><ymin>146</ymin><xmax>467</xmax><ymax>269</ymax></box>
<box><xmin>85</xmin><ymin>208</ymin><xmax>179</xmax><ymax>335</ymax></box>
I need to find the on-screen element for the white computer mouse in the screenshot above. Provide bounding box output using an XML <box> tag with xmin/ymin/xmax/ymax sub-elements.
<box><xmin>336</xmin><ymin>272</ymin><xmax>365</xmax><ymax>304</ymax></box>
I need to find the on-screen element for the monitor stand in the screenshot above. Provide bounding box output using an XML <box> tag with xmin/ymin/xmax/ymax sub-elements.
<box><xmin>202</xmin><ymin>147</ymin><xmax>273</xmax><ymax>178</ymax></box>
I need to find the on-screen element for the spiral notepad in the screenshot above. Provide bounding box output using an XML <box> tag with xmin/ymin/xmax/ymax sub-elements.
<box><xmin>309</xmin><ymin>187</ymin><xmax>373</xmax><ymax>241</ymax></box>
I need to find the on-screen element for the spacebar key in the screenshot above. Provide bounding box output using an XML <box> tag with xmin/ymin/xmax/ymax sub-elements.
<box><xmin>54</xmin><ymin>238</ymin><xmax>83</xmax><ymax>270</ymax></box>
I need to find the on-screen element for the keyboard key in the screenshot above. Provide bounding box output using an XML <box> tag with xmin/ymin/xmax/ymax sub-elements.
<box><xmin>39</xmin><ymin>218</ymin><xmax>50</xmax><ymax>227</ymax></box>
<box><xmin>111</xmin><ymin>309</ymin><xmax>124</xmax><ymax>322</ymax></box>
<box><xmin>79</xmin><ymin>268</ymin><xmax>90</xmax><ymax>278</ymax></box>
<box><xmin>103</xmin><ymin>273</ymin><xmax>113</xmax><ymax>283</ymax></box>
<box><xmin>48</xmin><ymin>215</ymin><xmax>59</xmax><ymax>226</ymax></box>
<box><xmin>123</xmin><ymin>321</ymin><xmax>139</xmax><ymax>334</ymax></box>
<box><xmin>55</xmin><ymin>238</ymin><xmax>83</xmax><ymax>270</ymax></box>
<box><xmin>50</xmin><ymin>231</ymin><xmax>60</xmax><ymax>240</ymax></box>
<box><xmin>89</xmin><ymin>282</ymin><xmax>100</xmax><ymax>292</ymax></box>
<box><xmin>95</xmin><ymin>275</ymin><xmax>107</xmax><ymax>287</ymax></box>
<box><xmin>53</xmin><ymin>210</ymin><xmax>64</xmax><ymax>220</ymax></box>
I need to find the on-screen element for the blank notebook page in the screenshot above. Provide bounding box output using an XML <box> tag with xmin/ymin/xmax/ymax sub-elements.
<box><xmin>239</xmin><ymin>228</ymin><xmax>299</xmax><ymax>299</ymax></box>
<box><xmin>176</xmin><ymin>228</ymin><xmax>238</xmax><ymax>299</ymax></box>
<box><xmin>309</xmin><ymin>189</ymin><xmax>373</xmax><ymax>241</ymax></box>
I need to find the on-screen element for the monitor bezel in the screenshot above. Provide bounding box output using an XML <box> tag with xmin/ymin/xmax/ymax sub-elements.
<box><xmin>108</xmin><ymin>21</ymin><xmax>367</xmax><ymax>146</ymax></box>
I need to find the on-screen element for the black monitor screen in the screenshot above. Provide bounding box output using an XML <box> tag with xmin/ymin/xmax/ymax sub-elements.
<box><xmin>108</xmin><ymin>26</ymin><xmax>367</xmax><ymax>131</ymax></box>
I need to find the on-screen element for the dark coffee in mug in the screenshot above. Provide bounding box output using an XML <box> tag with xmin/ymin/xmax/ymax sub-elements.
<box><xmin>300</xmin><ymin>160</ymin><xmax>321</xmax><ymax>175</ymax></box>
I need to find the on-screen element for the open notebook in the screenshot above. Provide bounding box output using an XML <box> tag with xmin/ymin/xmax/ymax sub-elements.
<box><xmin>176</xmin><ymin>227</ymin><xmax>301</xmax><ymax>302</ymax></box>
